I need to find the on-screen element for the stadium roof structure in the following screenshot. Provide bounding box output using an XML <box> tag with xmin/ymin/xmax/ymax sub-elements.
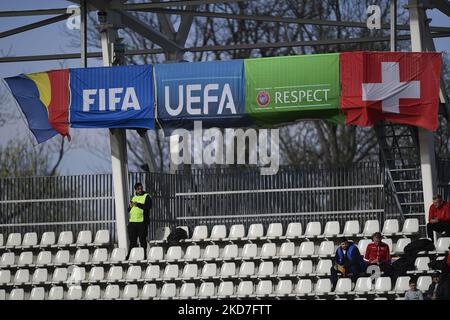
<box><xmin>0</xmin><ymin>0</ymin><xmax>449</xmax><ymax>250</ymax></box>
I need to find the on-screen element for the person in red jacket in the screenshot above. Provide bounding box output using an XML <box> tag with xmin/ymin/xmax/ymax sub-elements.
<box><xmin>364</xmin><ymin>232</ymin><xmax>392</xmax><ymax>275</ymax></box>
<box><xmin>427</xmin><ymin>194</ymin><xmax>450</xmax><ymax>240</ymax></box>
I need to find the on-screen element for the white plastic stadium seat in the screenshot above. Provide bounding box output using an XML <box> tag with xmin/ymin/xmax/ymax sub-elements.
<box><xmin>184</xmin><ymin>245</ymin><xmax>201</xmax><ymax>260</ymax></box>
<box><xmin>210</xmin><ymin>225</ymin><xmax>227</xmax><ymax>240</ymax></box>
<box><xmin>31</xmin><ymin>268</ymin><xmax>48</xmax><ymax>284</ymax></box>
<box><xmin>228</xmin><ymin>224</ymin><xmax>245</xmax><ymax>240</ymax></box>
<box><xmin>104</xmin><ymin>285</ymin><xmax>120</xmax><ymax>300</ymax></box>
<box><xmin>54</xmin><ymin>250</ymin><xmax>70</xmax><ymax>264</ymax></box>
<box><xmin>14</xmin><ymin>269</ymin><xmax>30</xmax><ymax>284</ymax></box>
<box><xmin>201</xmin><ymin>263</ymin><xmax>217</xmax><ymax>278</ymax></box>
<box><xmin>48</xmin><ymin>286</ymin><xmax>64</xmax><ymax>300</ymax></box>
<box><xmin>247</xmin><ymin>224</ymin><xmax>264</xmax><ymax>239</ymax></box>
<box><xmin>144</xmin><ymin>265</ymin><xmax>160</xmax><ymax>280</ymax></box>
<box><xmin>191</xmin><ymin>225</ymin><xmax>208</xmax><ymax>241</ymax></box>
<box><xmin>202</xmin><ymin>245</ymin><xmax>219</xmax><ymax>260</ymax></box>
<box><xmin>198</xmin><ymin>282</ymin><xmax>215</xmax><ymax>298</ymax></box>
<box><xmin>1</xmin><ymin>252</ymin><xmax>15</xmax><ymax>266</ymax></box>
<box><xmin>76</xmin><ymin>231</ymin><xmax>92</xmax><ymax>245</ymax></box>
<box><xmin>179</xmin><ymin>283</ymin><xmax>196</xmax><ymax>299</ymax></box>
<box><xmin>140</xmin><ymin>283</ymin><xmax>157</xmax><ymax>299</ymax></box>
<box><xmin>94</xmin><ymin>230</ymin><xmax>110</xmax><ymax>245</ymax></box>
<box><xmin>241</xmin><ymin>243</ymin><xmax>258</xmax><ymax>259</ymax></box>
<box><xmin>417</xmin><ymin>276</ymin><xmax>432</xmax><ymax>292</ymax></box>
<box><xmin>125</xmin><ymin>266</ymin><xmax>142</xmax><ymax>281</ymax></box>
<box><xmin>9</xmin><ymin>288</ymin><xmax>24</xmax><ymax>300</ymax></box>
<box><xmin>222</xmin><ymin>244</ymin><xmax>238</xmax><ymax>259</ymax></box>
<box><xmin>154</xmin><ymin>227</ymin><xmax>170</xmax><ymax>241</ymax></box>
<box><xmin>160</xmin><ymin>283</ymin><xmax>177</xmax><ymax>298</ymax></box>
<box><xmin>392</xmin><ymin>276</ymin><xmax>411</xmax><ymax>293</ymax></box>
<box><xmin>181</xmin><ymin>264</ymin><xmax>198</xmax><ymax>279</ymax></box>
<box><xmin>285</xmin><ymin>222</ymin><xmax>302</xmax><ymax>238</ymax></box>
<box><xmin>239</xmin><ymin>261</ymin><xmax>255</xmax><ymax>277</ymax></box>
<box><xmin>275</xmin><ymin>280</ymin><xmax>292</xmax><ymax>296</ymax></box>
<box><xmin>92</xmin><ymin>248</ymin><xmax>108</xmax><ymax>263</ymax></box>
<box><xmin>30</xmin><ymin>287</ymin><xmax>45</xmax><ymax>300</ymax></box>
<box><xmin>110</xmin><ymin>248</ymin><xmax>127</xmax><ymax>263</ymax></box>
<box><xmin>318</xmin><ymin>241</ymin><xmax>335</xmax><ymax>257</ymax></box>
<box><xmin>374</xmin><ymin>277</ymin><xmax>391</xmax><ymax>293</ymax></box>
<box><xmin>382</xmin><ymin>219</ymin><xmax>399</xmax><ymax>235</ymax></box>
<box><xmin>362</xmin><ymin>220</ymin><xmax>380</xmax><ymax>236</ymax></box>
<box><xmin>163</xmin><ymin>264</ymin><xmax>179</xmax><ymax>279</ymax></box>
<box><xmin>67</xmin><ymin>286</ymin><xmax>82</xmax><ymax>300</ymax></box>
<box><xmin>237</xmin><ymin>281</ymin><xmax>254</xmax><ymax>297</ymax></box>
<box><xmin>148</xmin><ymin>246</ymin><xmax>164</xmax><ymax>261</ymax></box>
<box><xmin>260</xmin><ymin>243</ymin><xmax>277</xmax><ymax>258</ymax></box>
<box><xmin>35</xmin><ymin>251</ymin><xmax>52</xmax><ymax>266</ymax></box>
<box><xmin>394</xmin><ymin>238</ymin><xmax>411</xmax><ymax>254</ymax></box>
<box><xmin>436</xmin><ymin>237</ymin><xmax>450</xmax><ymax>253</ymax></box>
<box><xmin>165</xmin><ymin>246</ymin><xmax>182</xmax><ymax>260</ymax></box>
<box><xmin>85</xmin><ymin>285</ymin><xmax>101</xmax><ymax>300</ymax></box>
<box><xmin>414</xmin><ymin>257</ymin><xmax>430</xmax><ymax>271</ymax></box>
<box><xmin>217</xmin><ymin>282</ymin><xmax>235</xmax><ymax>297</ymax></box>
<box><xmin>0</xmin><ymin>270</ymin><xmax>11</xmax><ymax>285</ymax></box>
<box><xmin>107</xmin><ymin>266</ymin><xmax>124</xmax><ymax>281</ymax></box>
<box><xmin>256</xmin><ymin>280</ymin><xmax>273</xmax><ymax>296</ymax></box>
<box><xmin>40</xmin><ymin>232</ymin><xmax>56</xmax><ymax>246</ymax></box>
<box><xmin>22</xmin><ymin>232</ymin><xmax>38</xmax><ymax>247</ymax></box>
<box><xmin>74</xmin><ymin>249</ymin><xmax>90</xmax><ymax>264</ymax></box>
<box><xmin>122</xmin><ymin>284</ymin><xmax>138</xmax><ymax>299</ymax></box>
<box><xmin>315</xmin><ymin>279</ymin><xmax>332</xmax><ymax>294</ymax></box>
<box><xmin>6</xmin><ymin>233</ymin><xmax>21</xmax><ymax>247</ymax></box>
<box><xmin>296</xmin><ymin>260</ymin><xmax>313</xmax><ymax>276</ymax></box>
<box><xmin>295</xmin><ymin>279</ymin><xmax>312</xmax><ymax>295</ymax></box>
<box><xmin>129</xmin><ymin>247</ymin><xmax>145</xmax><ymax>261</ymax></box>
<box><xmin>342</xmin><ymin>220</ymin><xmax>360</xmax><ymax>236</ymax></box>
<box><xmin>0</xmin><ymin>234</ymin><xmax>3</xmax><ymax>247</ymax></box>
<box><xmin>220</xmin><ymin>262</ymin><xmax>236</xmax><ymax>278</ymax></box>
<box><xmin>354</xmin><ymin>277</ymin><xmax>373</xmax><ymax>293</ymax></box>
<box><xmin>358</xmin><ymin>239</ymin><xmax>372</xmax><ymax>255</ymax></box>
<box><xmin>298</xmin><ymin>241</ymin><xmax>314</xmax><ymax>257</ymax></box>
<box><xmin>315</xmin><ymin>259</ymin><xmax>332</xmax><ymax>275</ymax></box>
<box><xmin>257</xmin><ymin>261</ymin><xmax>274</xmax><ymax>277</ymax></box>
<box><xmin>57</xmin><ymin>231</ymin><xmax>74</xmax><ymax>246</ymax></box>
<box><xmin>88</xmin><ymin>267</ymin><xmax>104</xmax><ymax>282</ymax></box>
<box><xmin>279</xmin><ymin>242</ymin><xmax>295</xmax><ymax>257</ymax></box>
<box><xmin>402</xmin><ymin>219</ymin><xmax>419</xmax><ymax>234</ymax></box>
<box><xmin>383</xmin><ymin>238</ymin><xmax>393</xmax><ymax>253</ymax></box>
<box><xmin>304</xmin><ymin>222</ymin><xmax>321</xmax><ymax>237</ymax></box>
<box><xmin>266</xmin><ymin>223</ymin><xmax>283</xmax><ymax>238</ymax></box>
<box><xmin>52</xmin><ymin>268</ymin><xmax>68</xmax><ymax>283</ymax></box>
<box><xmin>277</xmin><ymin>260</ymin><xmax>293</xmax><ymax>276</ymax></box>
<box><xmin>335</xmin><ymin>278</ymin><xmax>352</xmax><ymax>294</ymax></box>
<box><xmin>323</xmin><ymin>221</ymin><xmax>340</xmax><ymax>237</ymax></box>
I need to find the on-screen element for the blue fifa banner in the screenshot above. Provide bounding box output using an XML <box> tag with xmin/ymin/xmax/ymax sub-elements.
<box><xmin>69</xmin><ymin>65</ymin><xmax>154</xmax><ymax>129</ymax></box>
<box><xmin>155</xmin><ymin>60</ymin><xmax>251</xmax><ymax>133</ymax></box>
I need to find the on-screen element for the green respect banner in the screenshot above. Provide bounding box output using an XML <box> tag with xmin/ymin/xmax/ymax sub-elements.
<box><xmin>245</xmin><ymin>53</ymin><xmax>344</xmax><ymax>125</ymax></box>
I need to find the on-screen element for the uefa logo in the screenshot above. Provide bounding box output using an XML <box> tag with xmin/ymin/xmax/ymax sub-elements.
<box><xmin>256</xmin><ymin>90</ymin><xmax>270</xmax><ymax>107</ymax></box>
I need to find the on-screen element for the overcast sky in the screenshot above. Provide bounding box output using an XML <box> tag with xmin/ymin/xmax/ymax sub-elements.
<box><xmin>0</xmin><ymin>0</ymin><xmax>449</xmax><ymax>175</ymax></box>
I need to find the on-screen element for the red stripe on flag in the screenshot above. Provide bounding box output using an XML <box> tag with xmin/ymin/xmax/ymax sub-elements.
<box><xmin>47</xmin><ymin>69</ymin><xmax>70</xmax><ymax>138</ymax></box>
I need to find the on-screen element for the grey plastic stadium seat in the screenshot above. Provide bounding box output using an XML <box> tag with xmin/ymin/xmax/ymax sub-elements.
<box><xmin>184</xmin><ymin>245</ymin><xmax>201</xmax><ymax>260</ymax></box>
<box><xmin>198</xmin><ymin>282</ymin><xmax>215</xmax><ymax>298</ymax></box>
<box><xmin>103</xmin><ymin>284</ymin><xmax>120</xmax><ymax>299</ymax></box>
<box><xmin>163</xmin><ymin>264</ymin><xmax>179</xmax><ymax>279</ymax></box>
<box><xmin>296</xmin><ymin>260</ymin><xmax>313</xmax><ymax>276</ymax></box>
<box><xmin>160</xmin><ymin>283</ymin><xmax>177</xmax><ymax>298</ymax></box>
<box><xmin>237</xmin><ymin>281</ymin><xmax>254</xmax><ymax>297</ymax></box>
<box><xmin>110</xmin><ymin>248</ymin><xmax>127</xmax><ymax>263</ymax></box>
<box><xmin>239</xmin><ymin>261</ymin><xmax>255</xmax><ymax>277</ymax></box>
<box><xmin>92</xmin><ymin>248</ymin><xmax>108</xmax><ymax>263</ymax></box>
<box><xmin>67</xmin><ymin>285</ymin><xmax>82</xmax><ymax>300</ymax></box>
<box><xmin>304</xmin><ymin>222</ymin><xmax>321</xmax><ymax>237</ymax></box>
<box><xmin>295</xmin><ymin>279</ymin><xmax>312</xmax><ymax>295</ymax></box>
<box><xmin>285</xmin><ymin>222</ymin><xmax>302</xmax><ymax>238</ymax></box>
<box><xmin>220</xmin><ymin>262</ymin><xmax>236</xmax><ymax>278</ymax></box>
<box><xmin>275</xmin><ymin>280</ymin><xmax>292</xmax><ymax>296</ymax></box>
<box><xmin>362</xmin><ymin>220</ymin><xmax>380</xmax><ymax>236</ymax></box>
<box><xmin>125</xmin><ymin>265</ymin><xmax>142</xmax><ymax>281</ymax></box>
<box><xmin>217</xmin><ymin>281</ymin><xmax>234</xmax><ymax>297</ymax></box>
<box><xmin>256</xmin><ymin>280</ymin><xmax>273</xmax><ymax>296</ymax></box>
<box><xmin>382</xmin><ymin>219</ymin><xmax>399</xmax><ymax>235</ymax></box>
<box><xmin>107</xmin><ymin>266</ymin><xmax>124</xmax><ymax>281</ymax></box>
<box><xmin>257</xmin><ymin>261</ymin><xmax>274</xmax><ymax>277</ymax></box>
<box><xmin>221</xmin><ymin>244</ymin><xmax>238</xmax><ymax>259</ymax></box>
<box><xmin>402</xmin><ymin>218</ymin><xmax>419</xmax><ymax>234</ymax></box>
<box><xmin>14</xmin><ymin>268</ymin><xmax>30</xmax><ymax>284</ymax></box>
<box><xmin>203</xmin><ymin>245</ymin><xmax>219</xmax><ymax>260</ymax></box>
<box><xmin>335</xmin><ymin>278</ymin><xmax>352</xmax><ymax>294</ymax></box>
<box><xmin>266</xmin><ymin>223</ymin><xmax>283</xmax><ymax>238</ymax></box>
<box><xmin>52</xmin><ymin>268</ymin><xmax>68</xmax><ymax>283</ymax></box>
<box><xmin>129</xmin><ymin>247</ymin><xmax>145</xmax><ymax>261</ymax></box>
<box><xmin>54</xmin><ymin>250</ymin><xmax>70</xmax><ymax>264</ymax></box>
<box><xmin>94</xmin><ymin>230</ymin><xmax>110</xmax><ymax>245</ymax></box>
<box><xmin>201</xmin><ymin>263</ymin><xmax>217</xmax><ymax>278</ymax></box>
<box><xmin>144</xmin><ymin>265</ymin><xmax>160</xmax><ymax>280</ymax></box>
<box><xmin>277</xmin><ymin>260</ymin><xmax>293</xmax><ymax>276</ymax></box>
<box><xmin>140</xmin><ymin>283</ymin><xmax>157</xmax><ymax>299</ymax></box>
<box><xmin>342</xmin><ymin>220</ymin><xmax>360</xmax><ymax>236</ymax></box>
<box><xmin>247</xmin><ymin>224</ymin><xmax>264</xmax><ymax>239</ymax></box>
<box><xmin>57</xmin><ymin>231</ymin><xmax>73</xmax><ymax>246</ymax></box>
<box><xmin>318</xmin><ymin>241</ymin><xmax>335</xmax><ymax>257</ymax></box>
<box><xmin>32</xmin><ymin>268</ymin><xmax>48</xmax><ymax>284</ymax></box>
<box><xmin>315</xmin><ymin>259</ymin><xmax>333</xmax><ymax>275</ymax></box>
<box><xmin>315</xmin><ymin>279</ymin><xmax>332</xmax><ymax>294</ymax></box>
<box><xmin>88</xmin><ymin>266</ymin><xmax>104</xmax><ymax>282</ymax></box>
<box><xmin>122</xmin><ymin>284</ymin><xmax>139</xmax><ymax>299</ymax></box>
<box><xmin>260</xmin><ymin>243</ymin><xmax>277</xmax><ymax>258</ymax></box>
<box><xmin>9</xmin><ymin>288</ymin><xmax>24</xmax><ymax>300</ymax></box>
<box><xmin>191</xmin><ymin>225</ymin><xmax>208</xmax><ymax>241</ymax></box>
<box><xmin>210</xmin><ymin>225</ymin><xmax>226</xmax><ymax>240</ymax></box>
<box><xmin>165</xmin><ymin>246</ymin><xmax>182</xmax><ymax>260</ymax></box>
<box><xmin>40</xmin><ymin>232</ymin><xmax>56</xmax><ymax>246</ymax></box>
<box><xmin>1</xmin><ymin>252</ymin><xmax>15</xmax><ymax>266</ymax></box>
<box><xmin>0</xmin><ymin>270</ymin><xmax>11</xmax><ymax>285</ymax></box>
<box><xmin>179</xmin><ymin>282</ymin><xmax>196</xmax><ymax>299</ymax></box>
<box><xmin>18</xmin><ymin>251</ymin><xmax>33</xmax><ymax>266</ymax></box>
<box><xmin>48</xmin><ymin>286</ymin><xmax>64</xmax><ymax>300</ymax></box>
<box><xmin>181</xmin><ymin>264</ymin><xmax>199</xmax><ymax>279</ymax></box>
<box><xmin>279</xmin><ymin>242</ymin><xmax>295</xmax><ymax>257</ymax></box>
<box><xmin>148</xmin><ymin>246</ymin><xmax>164</xmax><ymax>261</ymax></box>
<box><xmin>85</xmin><ymin>285</ymin><xmax>101</xmax><ymax>300</ymax></box>
<box><xmin>241</xmin><ymin>243</ymin><xmax>258</xmax><ymax>259</ymax></box>
<box><xmin>74</xmin><ymin>249</ymin><xmax>90</xmax><ymax>264</ymax></box>
<box><xmin>228</xmin><ymin>224</ymin><xmax>245</xmax><ymax>240</ymax></box>
<box><xmin>30</xmin><ymin>287</ymin><xmax>45</xmax><ymax>300</ymax></box>
<box><xmin>323</xmin><ymin>221</ymin><xmax>340</xmax><ymax>237</ymax></box>
<box><xmin>6</xmin><ymin>233</ymin><xmax>21</xmax><ymax>247</ymax></box>
<box><xmin>22</xmin><ymin>232</ymin><xmax>38</xmax><ymax>247</ymax></box>
<box><xmin>36</xmin><ymin>251</ymin><xmax>52</xmax><ymax>266</ymax></box>
<box><xmin>298</xmin><ymin>241</ymin><xmax>314</xmax><ymax>257</ymax></box>
<box><xmin>76</xmin><ymin>230</ymin><xmax>92</xmax><ymax>245</ymax></box>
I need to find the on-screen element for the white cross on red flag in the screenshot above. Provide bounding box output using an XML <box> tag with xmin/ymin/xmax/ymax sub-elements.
<box><xmin>340</xmin><ymin>52</ymin><xmax>441</xmax><ymax>131</ymax></box>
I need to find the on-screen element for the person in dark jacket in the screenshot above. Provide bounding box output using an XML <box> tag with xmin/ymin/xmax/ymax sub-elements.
<box><xmin>425</xmin><ymin>272</ymin><xmax>450</xmax><ymax>300</ymax></box>
<box><xmin>330</xmin><ymin>237</ymin><xmax>365</xmax><ymax>288</ymax></box>
<box><xmin>127</xmin><ymin>182</ymin><xmax>152</xmax><ymax>260</ymax></box>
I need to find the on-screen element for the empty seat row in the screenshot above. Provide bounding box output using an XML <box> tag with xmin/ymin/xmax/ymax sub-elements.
<box><xmin>164</xmin><ymin>219</ymin><xmax>419</xmax><ymax>242</ymax></box>
<box><xmin>0</xmin><ymin>230</ymin><xmax>110</xmax><ymax>249</ymax></box>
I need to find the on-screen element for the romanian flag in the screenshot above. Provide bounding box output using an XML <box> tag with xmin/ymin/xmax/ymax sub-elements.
<box><xmin>4</xmin><ymin>69</ymin><xmax>70</xmax><ymax>143</ymax></box>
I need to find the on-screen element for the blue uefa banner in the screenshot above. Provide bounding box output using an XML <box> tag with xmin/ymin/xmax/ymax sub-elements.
<box><xmin>155</xmin><ymin>60</ymin><xmax>251</xmax><ymax>133</ymax></box>
<box><xmin>69</xmin><ymin>65</ymin><xmax>154</xmax><ymax>129</ymax></box>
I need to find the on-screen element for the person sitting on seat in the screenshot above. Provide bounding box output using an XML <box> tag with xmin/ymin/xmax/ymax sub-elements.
<box><xmin>330</xmin><ymin>237</ymin><xmax>365</xmax><ymax>289</ymax></box>
<box><xmin>405</xmin><ymin>279</ymin><xmax>424</xmax><ymax>300</ymax></box>
<box><xmin>427</xmin><ymin>194</ymin><xmax>450</xmax><ymax>240</ymax></box>
<box><xmin>364</xmin><ymin>232</ymin><xmax>392</xmax><ymax>276</ymax></box>
<box><xmin>425</xmin><ymin>272</ymin><xmax>449</xmax><ymax>300</ymax></box>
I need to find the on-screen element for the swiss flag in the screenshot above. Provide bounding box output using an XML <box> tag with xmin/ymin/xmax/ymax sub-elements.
<box><xmin>340</xmin><ymin>52</ymin><xmax>441</xmax><ymax>131</ymax></box>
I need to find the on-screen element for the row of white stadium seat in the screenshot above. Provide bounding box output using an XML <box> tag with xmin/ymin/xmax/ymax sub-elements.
<box><xmin>156</xmin><ymin>219</ymin><xmax>419</xmax><ymax>243</ymax></box>
<box><xmin>0</xmin><ymin>256</ymin><xmax>440</xmax><ymax>286</ymax></box>
<box><xmin>0</xmin><ymin>275</ymin><xmax>433</xmax><ymax>300</ymax></box>
<box><xmin>1</xmin><ymin>237</ymin><xmax>447</xmax><ymax>269</ymax></box>
<box><xmin>0</xmin><ymin>230</ymin><xmax>110</xmax><ymax>249</ymax></box>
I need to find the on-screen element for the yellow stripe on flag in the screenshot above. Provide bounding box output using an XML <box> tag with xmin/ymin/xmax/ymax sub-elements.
<box><xmin>27</xmin><ymin>72</ymin><xmax>51</xmax><ymax>108</ymax></box>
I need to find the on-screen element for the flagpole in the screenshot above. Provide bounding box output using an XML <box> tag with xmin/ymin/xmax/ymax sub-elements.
<box><xmin>390</xmin><ymin>0</ymin><xmax>397</xmax><ymax>52</ymax></box>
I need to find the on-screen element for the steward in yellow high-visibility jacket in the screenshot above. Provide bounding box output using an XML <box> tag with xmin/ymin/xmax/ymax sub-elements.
<box><xmin>127</xmin><ymin>182</ymin><xmax>152</xmax><ymax>259</ymax></box>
